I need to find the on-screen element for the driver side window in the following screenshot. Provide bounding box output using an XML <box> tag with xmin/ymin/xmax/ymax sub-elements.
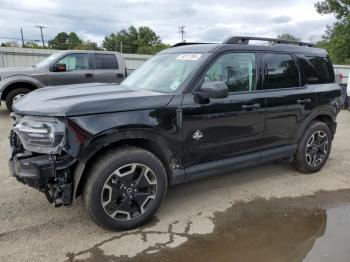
<box><xmin>57</xmin><ymin>53</ymin><xmax>91</xmax><ymax>71</ymax></box>
<box><xmin>204</xmin><ymin>53</ymin><xmax>256</xmax><ymax>92</ymax></box>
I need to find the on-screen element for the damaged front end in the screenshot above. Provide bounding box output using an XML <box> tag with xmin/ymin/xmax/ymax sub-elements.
<box><xmin>8</xmin><ymin>114</ymin><xmax>76</xmax><ymax>206</ymax></box>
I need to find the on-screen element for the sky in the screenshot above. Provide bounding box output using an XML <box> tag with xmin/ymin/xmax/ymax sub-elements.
<box><xmin>0</xmin><ymin>0</ymin><xmax>336</xmax><ymax>46</ymax></box>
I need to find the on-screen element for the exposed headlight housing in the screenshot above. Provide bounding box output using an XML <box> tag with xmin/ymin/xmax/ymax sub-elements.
<box><xmin>13</xmin><ymin>116</ymin><xmax>66</xmax><ymax>154</ymax></box>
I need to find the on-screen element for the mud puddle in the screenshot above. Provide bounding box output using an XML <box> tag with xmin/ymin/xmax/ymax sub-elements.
<box><xmin>71</xmin><ymin>189</ymin><xmax>350</xmax><ymax>262</ymax></box>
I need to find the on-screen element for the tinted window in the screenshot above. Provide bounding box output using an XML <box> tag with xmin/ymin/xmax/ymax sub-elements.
<box><xmin>204</xmin><ymin>53</ymin><xmax>256</xmax><ymax>92</ymax></box>
<box><xmin>307</xmin><ymin>56</ymin><xmax>334</xmax><ymax>83</ymax></box>
<box><xmin>296</xmin><ymin>54</ymin><xmax>320</xmax><ymax>85</ymax></box>
<box><xmin>262</xmin><ymin>53</ymin><xmax>300</xmax><ymax>89</ymax></box>
<box><xmin>95</xmin><ymin>54</ymin><xmax>118</xmax><ymax>69</ymax></box>
<box><xmin>57</xmin><ymin>53</ymin><xmax>91</xmax><ymax>71</ymax></box>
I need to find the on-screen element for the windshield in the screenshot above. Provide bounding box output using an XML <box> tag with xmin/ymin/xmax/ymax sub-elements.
<box><xmin>35</xmin><ymin>52</ymin><xmax>63</xmax><ymax>68</ymax></box>
<box><xmin>122</xmin><ymin>53</ymin><xmax>208</xmax><ymax>93</ymax></box>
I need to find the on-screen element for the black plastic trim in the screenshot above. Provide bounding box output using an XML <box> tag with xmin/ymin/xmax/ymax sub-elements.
<box><xmin>184</xmin><ymin>145</ymin><xmax>297</xmax><ymax>182</ymax></box>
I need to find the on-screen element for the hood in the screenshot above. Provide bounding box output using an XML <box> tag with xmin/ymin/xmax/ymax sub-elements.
<box><xmin>13</xmin><ymin>83</ymin><xmax>174</xmax><ymax>117</ymax></box>
<box><xmin>0</xmin><ymin>67</ymin><xmax>40</xmax><ymax>79</ymax></box>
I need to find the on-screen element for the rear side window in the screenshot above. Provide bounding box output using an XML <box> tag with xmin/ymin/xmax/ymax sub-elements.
<box><xmin>307</xmin><ymin>56</ymin><xmax>335</xmax><ymax>83</ymax></box>
<box><xmin>262</xmin><ymin>53</ymin><xmax>300</xmax><ymax>89</ymax></box>
<box><xmin>296</xmin><ymin>54</ymin><xmax>320</xmax><ymax>85</ymax></box>
<box><xmin>95</xmin><ymin>54</ymin><xmax>119</xmax><ymax>69</ymax></box>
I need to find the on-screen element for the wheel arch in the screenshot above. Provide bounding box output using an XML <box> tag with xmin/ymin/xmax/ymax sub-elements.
<box><xmin>1</xmin><ymin>81</ymin><xmax>39</xmax><ymax>100</ymax></box>
<box><xmin>297</xmin><ymin>108</ymin><xmax>337</xmax><ymax>143</ymax></box>
<box><xmin>73</xmin><ymin>131</ymin><xmax>182</xmax><ymax>198</ymax></box>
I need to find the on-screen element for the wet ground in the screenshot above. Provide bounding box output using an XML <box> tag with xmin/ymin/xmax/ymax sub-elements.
<box><xmin>1</xmin><ymin>105</ymin><xmax>350</xmax><ymax>262</ymax></box>
<box><xmin>67</xmin><ymin>189</ymin><xmax>350</xmax><ymax>262</ymax></box>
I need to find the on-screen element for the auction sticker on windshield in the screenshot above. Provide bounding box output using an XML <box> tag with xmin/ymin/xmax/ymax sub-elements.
<box><xmin>176</xmin><ymin>54</ymin><xmax>202</xmax><ymax>61</ymax></box>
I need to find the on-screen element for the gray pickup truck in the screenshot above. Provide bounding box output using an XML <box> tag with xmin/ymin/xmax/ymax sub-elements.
<box><xmin>0</xmin><ymin>50</ymin><xmax>127</xmax><ymax>111</ymax></box>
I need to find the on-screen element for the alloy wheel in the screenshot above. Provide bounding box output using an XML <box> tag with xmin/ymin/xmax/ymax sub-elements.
<box><xmin>101</xmin><ymin>163</ymin><xmax>157</xmax><ymax>221</ymax></box>
<box><xmin>305</xmin><ymin>130</ymin><xmax>329</xmax><ymax>168</ymax></box>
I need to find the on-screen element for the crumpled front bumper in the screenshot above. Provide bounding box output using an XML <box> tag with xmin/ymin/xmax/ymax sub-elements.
<box><xmin>9</xmin><ymin>149</ymin><xmax>77</xmax><ymax>206</ymax></box>
<box><xmin>9</xmin><ymin>153</ymin><xmax>56</xmax><ymax>189</ymax></box>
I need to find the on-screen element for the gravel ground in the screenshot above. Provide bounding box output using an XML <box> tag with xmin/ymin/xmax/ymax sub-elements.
<box><xmin>0</xmin><ymin>105</ymin><xmax>350</xmax><ymax>262</ymax></box>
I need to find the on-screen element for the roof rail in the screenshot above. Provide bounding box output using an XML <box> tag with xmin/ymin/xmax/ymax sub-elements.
<box><xmin>222</xmin><ymin>36</ymin><xmax>315</xmax><ymax>47</ymax></box>
<box><xmin>172</xmin><ymin>42</ymin><xmax>214</xmax><ymax>47</ymax></box>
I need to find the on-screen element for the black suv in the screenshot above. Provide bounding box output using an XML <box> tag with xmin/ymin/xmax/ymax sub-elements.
<box><xmin>9</xmin><ymin>36</ymin><xmax>341</xmax><ymax>230</ymax></box>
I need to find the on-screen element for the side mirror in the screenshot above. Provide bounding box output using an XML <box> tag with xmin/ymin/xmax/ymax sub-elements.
<box><xmin>195</xmin><ymin>81</ymin><xmax>228</xmax><ymax>103</ymax></box>
<box><xmin>50</xmin><ymin>63</ymin><xmax>66</xmax><ymax>72</ymax></box>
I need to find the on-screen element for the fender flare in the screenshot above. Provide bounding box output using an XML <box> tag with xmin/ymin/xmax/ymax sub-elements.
<box><xmin>296</xmin><ymin>105</ymin><xmax>337</xmax><ymax>143</ymax></box>
<box><xmin>72</xmin><ymin>128</ymin><xmax>183</xmax><ymax>199</ymax></box>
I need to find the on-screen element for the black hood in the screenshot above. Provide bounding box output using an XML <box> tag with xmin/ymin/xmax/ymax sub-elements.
<box><xmin>13</xmin><ymin>83</ymin><xmax>174</xmax><ymax>116</ymax></box>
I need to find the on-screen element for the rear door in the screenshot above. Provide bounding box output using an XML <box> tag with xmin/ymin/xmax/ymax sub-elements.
<box><xmin>261</xmin><ymin>52</ymin><xmax>318</xmax><ymax>148</ymax></box>
<box><xmin>93</xmin><ymin>53</ymin><xmax>124</xmax><ymax>83</ymax></box>
<box><xmin>47</xmin><ymin>53</ymin><xmax>94</xmax><ymax>86</ymax></box>
<box><xmin>182</xmin><ymin>52</ymin><xmax>267</xmax><ymax>167</ymax></box>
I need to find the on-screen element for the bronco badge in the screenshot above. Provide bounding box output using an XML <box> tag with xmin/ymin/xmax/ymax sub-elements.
<box><xmin>193</xmin><ymin>130</ymin><xmax>203</xmax><ymax>140</ymax></box>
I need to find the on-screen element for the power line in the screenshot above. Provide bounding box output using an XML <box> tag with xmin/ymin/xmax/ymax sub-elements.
<box><xmin>0</xmin><ymin>36</ymin><xmax>41</xmax><ymax>42</ymax></box>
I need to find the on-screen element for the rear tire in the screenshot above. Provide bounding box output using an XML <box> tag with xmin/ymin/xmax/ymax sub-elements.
<box><xmin>5</xmin><ymin>88</ymin><xmax>31</xmax><ymax>112</ymax></box>
<box><xmin>83</xmin><ymin>147</ymin><xmax>167</xmax><ymax>231</ymax></box>
<box><xmin>293</xmin><ymin>121</ymin><xmax>332</xmax><ymax>174</ymax></box>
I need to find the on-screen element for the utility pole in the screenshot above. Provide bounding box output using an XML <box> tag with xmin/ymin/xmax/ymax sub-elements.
<box><xmin>36</xmin><ymin>25</ymin><xmax>47</xmax><ymax>48</ymax></box>
<box><xmin>20</xmin><ymin>28</ymin><xmax>25</xmax><ymax>47</ymax></box>
<box><xmin>120</xmin><ymin>42</ymin><xmax>123</xmax><ymax>53</ymax></box>
<box><xmin>178</xmin><ymin>25</ymin><xmax>185</xmax><ymax>43</ymax></box>
<box><xmin>308</xmin><ymin>35</ymin><xmax>316</xmax><ymax>44</ymax></box>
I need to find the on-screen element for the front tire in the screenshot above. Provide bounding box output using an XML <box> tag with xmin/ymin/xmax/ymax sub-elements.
<box><xmin>293</xmin><ymin>121</ymin><xmax>332</xmax><ymax>174</ymax></box>
<box><xmin>5</xmin><ymin>88</ymin><xmax>31</xmax><ymax>112</ymax></box>
<box><xmin>83</xmin><ymin>147</ymin><xmax>167</xmax><ymax>231</ymax></box>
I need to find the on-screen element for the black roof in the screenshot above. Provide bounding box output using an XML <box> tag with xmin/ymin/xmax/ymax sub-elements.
<box><xmin>160</xmin><ymin>37</ymin><xmax>328</xmax><ymax>57</ymax></box>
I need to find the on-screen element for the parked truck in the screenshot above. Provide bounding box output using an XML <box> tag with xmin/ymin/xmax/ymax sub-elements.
<box><xmin>334</xmin><ymin>64</ymin><xmax>350</xmax><ymax>86</ymax></box>
<box><xmin>0</xmin><ymin>50</ymin><xmax>127</xmax><ymax>112</ymax></box>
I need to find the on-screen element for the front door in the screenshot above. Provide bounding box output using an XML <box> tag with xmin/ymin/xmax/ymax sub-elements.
<box><xmin>47</xmin><ymin>53</ymin><xmax>94</xmax><ymax>86</ymax></box>
<box><xmin>182</xmin><ymin>52</ymin><xmax>266</xmax><ymax>167</ymax></box>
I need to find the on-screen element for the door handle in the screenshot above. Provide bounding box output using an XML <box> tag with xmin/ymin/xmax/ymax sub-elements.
<box><xmin>242</xmin><ymin>103</ymin><xmax>261</xmax><ymax>110</ymax></box>
<box><xmin>85</xmin><ymin>73</ymin><xmax>93</xmax><ymax>79</ymax></box>
<box><xmin>297</xmin><ymin>99</ymin><xmax>311</xmax><ymax>105</ymax></box>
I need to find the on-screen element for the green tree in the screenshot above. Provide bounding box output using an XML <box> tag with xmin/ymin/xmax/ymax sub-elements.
<box><xmin>137</xmin><ymin>43</ymin><xmax>171</xmax><ymax>55</ymax></box>
<box><xmin>315</xmin><ymin>0</ymin><xmax>350</xmax><ymax>64</ymax></box>
<box><xmin>277</xmin><ymin>33</ymin><xmax>301</xmax><ymax>41</ymax></box>
<box><xmin>315</xmin><ymin>0</ymin><xmax>349</xmax><ymax>19</ymax></box>
<box><xmin>67</xmin><ymin>32</ymin><xmax>82</xmax><ymax>49</ymax></box>
<box><xmin>48</xmin><ymin>32</ymin><xmax>83</xmax><ymax>50</ymax></box>
<box><xmin>24</xmin><ymin>41</ymin><xmax>41</xmax><ymax>49</ymax></box>
<box><xmin>48</xmin><ymin>32</ymin><xmax>69</xmax><ymax>49</ymax></box>
<box><xmin>103</xmin><ymin>26</ymin><xmax>168</xmax><ymax>54</ymax></box>
<box><xmin>76</xmin><ymin>40</ymin><xmax>101</xmax><ymax>50</ymax></box>
<box><xmin>317</xmin><ymin>20</ymin><xmax>350</xmax><ymax>64</ymax></box>
<box><xmin>1</xmin><ymin>41</ymin><xmax>20</xmax><ymax>47</ymax></box>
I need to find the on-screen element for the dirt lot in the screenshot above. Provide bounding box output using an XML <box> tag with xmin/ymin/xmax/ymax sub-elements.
<box><xmin>1</xmin><ymin>105</ymin><xmax>350</xmax><ymax>262</ymax></box>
